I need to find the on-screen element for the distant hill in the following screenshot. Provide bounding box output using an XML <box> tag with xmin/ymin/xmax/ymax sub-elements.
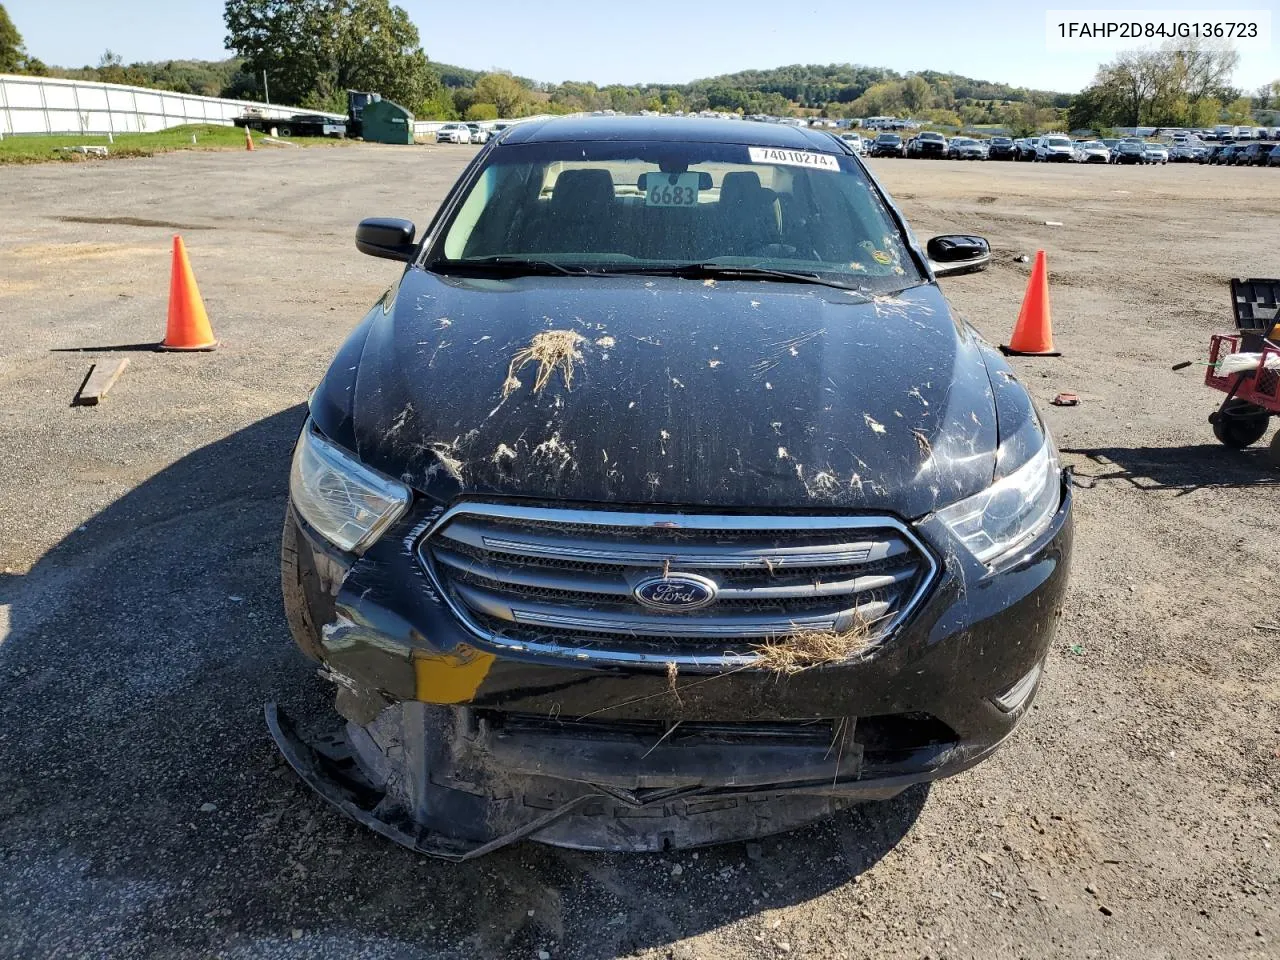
<box><xmin>687</xmin><ymin>63</ymin><xmax>1069</xmax><ymax>108</ymax></box>
<box><xmin>430</xmin><ymin>61</ymin><xmax>483</xmax><ymax>89</ymax></box>
<box><xmin>17</xmin><ymin>54</ymin><xmax>1073</xmax><ymax>129</ymax></box>
<box><xmin>42</xmin><ymin>57</ymin><xmax>248</xmax><ymax>98</ymax></box>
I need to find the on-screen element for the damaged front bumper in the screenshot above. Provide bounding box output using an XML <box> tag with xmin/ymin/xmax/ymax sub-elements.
<box><xmin>271</xmin><ymin>481</ymin><xmax>1072</xmax><ymax>857</ymax></box>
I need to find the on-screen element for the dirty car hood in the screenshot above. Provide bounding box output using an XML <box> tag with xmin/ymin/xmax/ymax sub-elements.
<box><xmin>340</xmin><ymin>270</ymin><xmax>999</xmax><ymax>519</ymax></box>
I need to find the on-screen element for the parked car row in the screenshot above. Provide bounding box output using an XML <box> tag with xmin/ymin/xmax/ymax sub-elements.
<box><xmin>834</xmin><ymin>127</ymin><xmax>1280</xmax><ymax>168</ymax></box>
<box><xmin>1203</xmin><ymin>141</ymin><xmax>1280</xmax><ymax>166</ymax></box>
<box><xmin>434</xmin><ymin>122</ymin><xmax>509</xmax><ymax>145</ymax></box>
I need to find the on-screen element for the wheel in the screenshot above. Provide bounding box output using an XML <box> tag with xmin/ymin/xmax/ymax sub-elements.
<box><xmin>279</xmin><ymin>126</ymin><xmax>292</xmax><ymax>138</ymax></box>
<box><xmin>1212</xmin><ymin>400</ymin><xmax>1270</xmax><ymax>448</ymax></box>
<box><xmin>281</xmin><ymin>503</ymin><xmax>326</xmax><ymax>661</ymax></box>
<box><xmin>1271</xmin><ymin>430</ymin><xmax>1280</xmax><ymax>468</ymax></box>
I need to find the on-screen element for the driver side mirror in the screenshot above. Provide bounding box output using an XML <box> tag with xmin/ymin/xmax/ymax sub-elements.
<box><xmin>356</xmin><ymin>217</ymin><xmax>417</xmax><ymax>261</ymax></box>
<box><xmin>927</xmin><ymin>235</ymin><xmax>990</xmax><ymax>277</ymax></box>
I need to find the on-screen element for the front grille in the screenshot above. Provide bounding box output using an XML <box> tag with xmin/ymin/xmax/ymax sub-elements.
<box><xmin>418</xmin><ymin>503</ymin><xmax>937</xmax><ymax>665</ymax></box>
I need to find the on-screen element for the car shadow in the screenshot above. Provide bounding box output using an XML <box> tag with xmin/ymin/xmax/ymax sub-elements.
<box><xmin>0</xmin><ymin>406</ymin><xmax>925</xmax><ymax>960</ymax></box>
<box><xmin>1063</xmin><ymin>443</ymin><xmax>1279</xmax><ymax>495</ymax></box>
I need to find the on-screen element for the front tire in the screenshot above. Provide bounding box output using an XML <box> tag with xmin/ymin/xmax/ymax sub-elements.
<box><xmin>281</xmin><ymin>505</ymin><xmax>326</xmax><ymax>661</ymax></box>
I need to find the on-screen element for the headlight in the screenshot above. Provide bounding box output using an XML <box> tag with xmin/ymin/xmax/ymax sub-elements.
<box><xmin>935</xmin><ymin>432</ymin><xmax>1061</xmax><ymax>566</ymax></box>
<box><xmin>290</xmin><ymin>421</ymin><xmax>411</xmax><ymax>553</ymax></box>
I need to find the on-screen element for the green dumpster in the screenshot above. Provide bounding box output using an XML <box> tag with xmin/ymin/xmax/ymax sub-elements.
<box><xmin>360</xmin><ymin>99</ymin><xmax>415</xmax><ymax>144</ymax></box>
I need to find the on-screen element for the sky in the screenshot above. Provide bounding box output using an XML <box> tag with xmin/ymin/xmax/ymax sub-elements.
<box><xmin>6</xmin><ymin>0</ymin><xmax>1278</xmax><ymax>94</ymax></box>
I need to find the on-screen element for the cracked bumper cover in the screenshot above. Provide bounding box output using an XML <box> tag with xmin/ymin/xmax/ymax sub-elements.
<box><xmin>272</xmin><ymin>481</ymin><xmax>1072</xmax><ymax>856</ymax></box>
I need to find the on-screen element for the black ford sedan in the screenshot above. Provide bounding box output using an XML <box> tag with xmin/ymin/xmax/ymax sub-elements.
<box><xmin>271</xmin><ymin>117</ymin><xmax>1072</xmax><ymax>859</ymax></box>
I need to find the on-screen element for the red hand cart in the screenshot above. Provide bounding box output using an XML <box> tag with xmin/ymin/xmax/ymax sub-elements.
<box><xmin>1204</xmin><ymin>280</ymin><xmax>1280</xmax><ymax>463</ymax></box>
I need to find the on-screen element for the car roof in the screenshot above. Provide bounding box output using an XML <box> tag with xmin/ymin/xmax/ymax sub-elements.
<box><xmin>501</xmin><ymin>115</ymin><xmax>842</xmax><ymax>150</ymax></box>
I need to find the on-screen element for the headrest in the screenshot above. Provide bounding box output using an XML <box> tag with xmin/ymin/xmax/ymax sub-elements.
<box><xmin>550</xmin><ymin>169</ymin><xmax>615</xmax><ymax>214</ymax></box>
<box><xmin>718</xmin><ymin>171</ymin><xmax>763</xmax><ymax>205</ymax></box>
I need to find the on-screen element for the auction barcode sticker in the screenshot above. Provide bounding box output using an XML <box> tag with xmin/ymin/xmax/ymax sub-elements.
<box><xmin>748</xmin><ymin>147</ymin><xmax>841</xmax><ymax>171</ymax></box>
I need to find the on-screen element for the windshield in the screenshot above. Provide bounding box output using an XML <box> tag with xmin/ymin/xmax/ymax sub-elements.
<box><xmin>1046</xmin><ymin>137</ymin><xmax>1070</xmax><ymax>147</ymax></box>
<box><xmin>429</xmin><ymin>138</ymin><xmax>923</xmax><ymax>293</ymax></box>
<box><xmin>1083</xmin><ymin>142</ymin><xmax>1104</xmax><ymax>149</ymax></box>
<box><xmin>876</xmin><ymin>135</ymin><xmax>900</xmax><ymax>143</ymax></box>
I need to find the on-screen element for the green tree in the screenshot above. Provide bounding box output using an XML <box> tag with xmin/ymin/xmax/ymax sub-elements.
<box><xmin>473</xmin><ymin>72</ymin><xmax>531</xmax><ymax>117</ymax></box>
<box><xmin>224</xmin><ymin>0</ymin><xmax>441</xmax><ymax>111</ymax></box>
<box><xmin>450</xmin><ymin>86</ymin><xmax>476</xmax><ymax>115</ymax></box>
<box><xmin>1069</xmin><ymin>41</ymin><xmax>1238</xmax><ymax>129</ymax></box>
<box><xmin>1</xmin><ymin>2</ymin><xmax>27</xmax><ymax>72</ymax></box>
<box><xmin>418</xmin><ymin>86</ymin><xmax>458</xmax><ymax>119</ymax></box>
<box><xmin>901</xmin><ymin>75</ymin><xmax>929</xmax><ymax>113</ymax></box>
<box><xmin>1224</xmin><ymin>96</ymin><xmax>1254</xmax><ymax>122</ymax></box>
<box><xmin>464</xmin><ymin>102</ymin><xmax>498</xmax><ymax>121</ymax></box>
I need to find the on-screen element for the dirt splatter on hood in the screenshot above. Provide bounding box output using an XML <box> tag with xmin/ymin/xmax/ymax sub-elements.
<box><xmin>330</xmin><ymin>269</ymin><xmax>999</xmax><ymax>518</ymax></box>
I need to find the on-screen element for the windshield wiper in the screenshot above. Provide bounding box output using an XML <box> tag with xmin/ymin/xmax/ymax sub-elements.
<box><xmin>430</xmin><ymin>256</ymin><xmax>593</xmax><ymax>277</ymax></box>
<box><xmin>432</xmin><ymin>257</ymin><xmax>877</xmax><ymax>295</ymax></box>
<box><xmin>602</xmin><ymin>262</ymin><xmax>868</xmax><ymax>293</ymax></box>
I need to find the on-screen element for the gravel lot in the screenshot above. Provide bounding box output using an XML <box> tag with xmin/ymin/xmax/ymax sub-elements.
<box><xmin>1</xmin><ymin>144</ymin><xmax>1278</xmax><ymax>960</ymax></box>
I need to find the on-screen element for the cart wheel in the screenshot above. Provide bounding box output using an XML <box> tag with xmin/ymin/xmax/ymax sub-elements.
<box><xmin>1212</xmin><ymin>400</ymin><xmax>1270</xmax><ymax>448</ymax></box>
<box><xmin>1271</xmin><ymin>430</ymin><xmax>1280</xmax><ymax>468</ymax></box>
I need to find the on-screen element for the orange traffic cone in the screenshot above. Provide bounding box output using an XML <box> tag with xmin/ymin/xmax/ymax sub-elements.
<box><xmin>244</xmin><ymin>126</ymin><xmax>254</xmax><ymax>151</ymax></box>
<box><xmin>1001</xmin><ymin>249</ymin><xmax>1060</xmax><ymax>356</ymax></box>
<box><xmin>160</xmin><ymin>235</ymin><xmax>217</xmax><ymax>351</ymax></box>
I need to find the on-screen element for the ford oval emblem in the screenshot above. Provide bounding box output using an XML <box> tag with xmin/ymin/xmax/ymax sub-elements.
<box><xmin>633</xmin><ymin>573</ymin><xmax>719</xmax><ymax>612</ymax></box>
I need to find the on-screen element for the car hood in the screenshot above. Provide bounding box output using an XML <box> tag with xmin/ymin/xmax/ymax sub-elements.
<box><xmin>336</xmin><ymin>269</ymin><xmax>1000</xmax><ymax>519</ymax></box>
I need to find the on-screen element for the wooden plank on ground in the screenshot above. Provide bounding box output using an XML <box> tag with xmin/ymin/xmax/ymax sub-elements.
<box><xmin>73</xmin><ymin>358</ymin><xmax>129</xmax><ymax>406</ymax></box>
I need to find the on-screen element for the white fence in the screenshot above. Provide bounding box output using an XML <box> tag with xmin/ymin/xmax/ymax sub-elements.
<box><xmin>0</xmin><ymin>73</ymin><xmax>341</xmax><ymax>136</ymax></box>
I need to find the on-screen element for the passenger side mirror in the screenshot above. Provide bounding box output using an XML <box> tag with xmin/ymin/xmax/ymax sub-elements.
<box><xmin>356</xmin><ymin>217</ymin><xmax>417</xmax><ymax>262</ymax></box>
<box><xmin>927</xmin><ymin>235</ymin><xmax>990</xmax><ymax>277</ymax></box>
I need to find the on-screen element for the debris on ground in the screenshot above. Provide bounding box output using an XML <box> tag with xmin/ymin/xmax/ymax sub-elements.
<box><xmin>1051</xmin><ymin>392</ymin><xmax>1079</xmax><ymax>407</ymax></box>
<box><xmin>73</xmin><ymin>357</ymin><xmax>130</xmax><ymax>406</ymax></box>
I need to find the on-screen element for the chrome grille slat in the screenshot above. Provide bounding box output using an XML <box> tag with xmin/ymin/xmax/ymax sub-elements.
<box><xmin>419</xmin><ymin>503</ymin><xmax>938</xmax><ymax>666</ymax></box>
<box><xmin>439</xmin><ymin>517</ymin><xmax>909</xmax><ymax>569</ymax></box>
<box><xmin>435</xmin><ymin>543</ymin><xmax>917</xmax><ymax>601</ymax></box>
<box><xmin>453</xmin><ymin>580</ymin><xmax>896</xmax><ymax>637</ymax></box>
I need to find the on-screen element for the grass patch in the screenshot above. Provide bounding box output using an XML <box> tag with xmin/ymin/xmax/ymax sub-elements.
<box><xmin>0</xmin><ymin>124</ymin><xmax>347</xmax><ymax>165</ymax></box>
<box><xmin>750</xmin><ymin>622</ymin><xmax>872</xmax><ymax>674</ymax></box>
